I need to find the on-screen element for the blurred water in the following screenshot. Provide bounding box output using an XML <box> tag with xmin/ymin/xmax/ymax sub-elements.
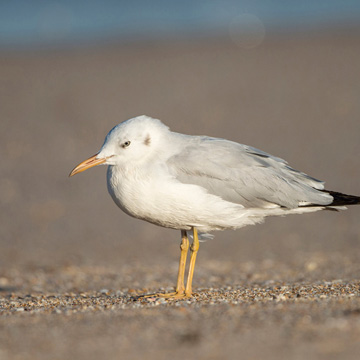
<box><xmin>1</xmin><ymin>0</ymin><xmax>360</xmax><ymax>49</ymax></box>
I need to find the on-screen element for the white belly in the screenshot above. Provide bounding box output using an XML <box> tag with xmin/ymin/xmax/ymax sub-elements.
<box><xmin>106</xmin><ymin>165</ymin><xmax>249</xmax><ymax>231</ymax></box>
<box><xmin>105</xmin><ymin>165</ymin><xmax>326</xmax><ymax>232</ymax></box>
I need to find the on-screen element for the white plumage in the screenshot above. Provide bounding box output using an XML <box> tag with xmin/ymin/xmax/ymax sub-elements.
<box><xmin>97</xmin><ymin>115</ymin><xmax>337</xmax><ymax>234</ymax></box>
<box><xmin>70</xmin><ymin>115</ymin><xmax>358</xmax><ymax>298</ymax></box>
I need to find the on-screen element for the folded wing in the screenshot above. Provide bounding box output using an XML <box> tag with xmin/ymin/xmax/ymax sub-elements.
<box><xmin>166</xmin><ymin>136</ymin><xmax>333</xmax><ymax>209</ymax></box>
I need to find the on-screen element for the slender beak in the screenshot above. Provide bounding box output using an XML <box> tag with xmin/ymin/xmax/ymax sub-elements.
<box><xmin>69</xmin><ymin>154</ymin><xmax>106</xmax><ymax>177</ymax></box>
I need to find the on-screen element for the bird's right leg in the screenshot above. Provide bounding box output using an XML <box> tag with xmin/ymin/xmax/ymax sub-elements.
<box><xmin>174</xmin><ymin>230</ymin><xmax>190</xmax><ymax>294</ymax></box>
<box><xmin>137</xmin><ymin>230</ymin><xmax>190</xmax><ymax>299</ymax></box>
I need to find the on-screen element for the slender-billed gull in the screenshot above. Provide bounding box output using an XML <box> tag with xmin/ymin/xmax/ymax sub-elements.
<box><xmin>69</xmin><ymin>115</ymin><xmax>360</xmax><ymax>298</ymax></box>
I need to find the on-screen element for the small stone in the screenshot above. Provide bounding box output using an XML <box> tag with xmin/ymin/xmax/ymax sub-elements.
<box><xmin>155</xmin><ymin>298</ymin><xmax>167</xmax><ymax>305</ymax></box>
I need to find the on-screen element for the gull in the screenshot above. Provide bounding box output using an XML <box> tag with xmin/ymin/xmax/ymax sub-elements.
<box><xmin>69</xmin><ymin>115</ymin><xmax>360</xmax><ymax>298</ymax></box>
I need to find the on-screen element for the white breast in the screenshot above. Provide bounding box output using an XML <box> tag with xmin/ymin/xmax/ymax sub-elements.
<box><xmin>106</xmin><ymin>164</ymin><xmax>250</xmax><ymax>231</ymax></box>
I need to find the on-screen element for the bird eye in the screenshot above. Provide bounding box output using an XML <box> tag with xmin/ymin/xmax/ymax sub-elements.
<box><xmin>122</xmin><ymin>141</ymin><xmax>131</xmax><ymax>148</ymax></box>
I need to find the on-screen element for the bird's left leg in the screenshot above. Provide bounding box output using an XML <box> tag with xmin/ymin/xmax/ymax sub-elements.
<box><xmin>185</xmin><ymin>227</ymin><xmax>199</xmax><ymax>297</ymax></box>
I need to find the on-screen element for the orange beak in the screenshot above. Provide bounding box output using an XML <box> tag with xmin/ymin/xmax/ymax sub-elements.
<box><xmin>69</xmin><ymin>154</ymin><xmax>106</xmax><ymax>177</ymax></box>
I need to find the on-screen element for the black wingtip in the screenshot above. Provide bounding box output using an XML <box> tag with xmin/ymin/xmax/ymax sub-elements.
<box><xmin>323</xmin><ymin>190</ymin><xmax>360</xmax><ymax>206</ymax></box>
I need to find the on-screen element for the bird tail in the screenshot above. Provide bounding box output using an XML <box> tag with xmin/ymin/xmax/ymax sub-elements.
<box><xmin>323</xmin><ymin>190</ymin><xmax>360</xmax><ymax>207</ymax></box>
<box><xmin>298</xmin><ymin>190</ymin><xmax>360</xmax><ymax>211</ymax></box>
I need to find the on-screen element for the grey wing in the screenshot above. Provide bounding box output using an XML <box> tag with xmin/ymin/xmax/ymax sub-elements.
<box><xmin>166</xmin><ymin>136</ymin><xmax>333</xmax><ymax>209</ymax></box>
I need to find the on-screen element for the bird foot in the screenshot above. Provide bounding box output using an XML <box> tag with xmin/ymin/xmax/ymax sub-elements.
<box><xmin>135</xmin><ymin>291</ymin><xmax>192</xmax><ymax>300</ymax></box>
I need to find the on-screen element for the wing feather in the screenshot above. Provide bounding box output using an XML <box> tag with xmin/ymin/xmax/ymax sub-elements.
<box><xmin>166</xmin><ymin>136</ymin><xmax>332</xmax><ymax>209</ymax></box>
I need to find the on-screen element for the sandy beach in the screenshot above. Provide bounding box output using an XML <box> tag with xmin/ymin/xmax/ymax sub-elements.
<box><xmin>1</xmin><ymin>31</ymin><xmax>360</xmax><ymax>359</ymax></box>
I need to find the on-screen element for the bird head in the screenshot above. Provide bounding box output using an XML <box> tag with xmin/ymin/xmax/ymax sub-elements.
<box><xmin>69</xmin><ymin>115</ymin><xmax>168</xmax><ymax>176</ymax></box>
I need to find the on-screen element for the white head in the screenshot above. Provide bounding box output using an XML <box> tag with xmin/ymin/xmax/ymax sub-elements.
<box><xmin>69</xmin><ymin>115</ymin><xmax>169</xmax><ymax>176</ymax></box>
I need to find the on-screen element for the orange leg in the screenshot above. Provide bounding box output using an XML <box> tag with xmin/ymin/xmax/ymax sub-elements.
<box><xmin>185</xmin><ymin>227</ymin><xmax>199</xmax><ymax>297</ymax></box>
<box><xmin>139</xmin><ymin>230</ymin><xmax>191</xmax><ymax>299</ymax></box>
